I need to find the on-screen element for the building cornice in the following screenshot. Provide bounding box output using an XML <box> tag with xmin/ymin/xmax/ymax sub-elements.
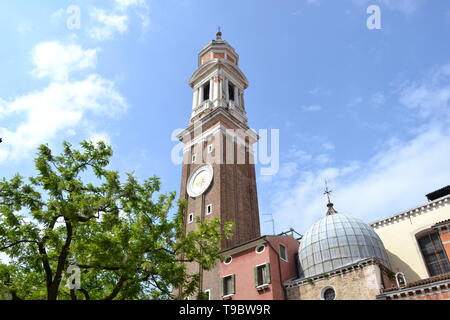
<box><xmin>377</xmin><ymin>273</ymin><xmax>450</xmax><ymax>300</ymax></box>
<box><xmin>180</xmin><ymin>123</ymin><xmax>258</xmax><ymax>153</ymax></box>
<box><xmin>220</xmin><ymin>236</ymin><xmax>267</xmax><ymax>256</ymax></box>
<box><xmin>189</xmin><ymin>59</ymin><xmax>248</xmax><ymax>89</ymax></box>
<box><xmin>176</xmin><ymin>107</ymin><xmax>252</xmax><ymax>141</ymax></box>
<box><xmin>284</xmin><ymin>258</ymin><xmax>391</xmax><ymax>288</ymax></box>
<box><xmin>370</xmin><ymin>195</ymin><xmax>450</xmax><ymax>229</ymax></box>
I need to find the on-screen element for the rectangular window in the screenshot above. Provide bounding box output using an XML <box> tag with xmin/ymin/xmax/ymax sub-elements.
<box><xmin>228</xmin><ymin>82</ymin><xmax>235</xmax><ymax>101</ymax></box>
<box><xmin>204</xmin><ymin>289</ymin><xmax>210</xmax><ymax>300</ymax></box>
<box><xmin>222</xmin><ymin>275</ymin><xmax>235</xmax><ymax>297</ymax></box>
<box><xmin>203</xmin><ymin>82</ymin><xmax>210</xmax><ymax>101</ymax></box>
<box><xmin>208</xmin><ymin>144</ymin><xmax>213</xmax><ymax>153</ymax></box>
<box><xmin>254</xmin><ymin>263</ymin><xmax>271</xmax><ymax>287</ymax></box>
<box><xmin>191</xmin><ymin>154</ymin><xmax>196</xmax><ymax>163</ymax></box>
<box><xmin>206</xmin><ymin>204</ymin><xmax>212</xmax><ymax>215</ymax></box>
<box><xmin>418</xmin><ymin>231</ymin><xmax>450</xmax><ymax>276</ymax></box>
<box><xmin>279</xmin><ymin>244</ymin><xmax>288</xmax><ymax>262</ymax></box>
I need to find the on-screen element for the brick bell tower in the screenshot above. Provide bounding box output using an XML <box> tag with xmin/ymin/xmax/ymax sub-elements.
<box><xmin>176</xmin><ymin>30</ymin><xmax>261</xmax><ymax>299</ymax></box>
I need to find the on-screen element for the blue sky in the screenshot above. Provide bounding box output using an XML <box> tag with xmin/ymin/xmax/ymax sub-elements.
<box><xmin>1</xmin><ymin>0</ymin><xmax>450</xmax><ymax>236</ymax></box>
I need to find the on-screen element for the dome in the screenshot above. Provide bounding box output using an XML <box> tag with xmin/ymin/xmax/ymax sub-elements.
<box><xmin>298</xmin><ymin>211</ymin><xmax>390</xmax><ymax>278</ymax></box>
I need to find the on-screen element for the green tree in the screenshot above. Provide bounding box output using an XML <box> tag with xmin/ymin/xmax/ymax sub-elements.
<box><xmin>0</xmin><ymin>141</ymin><xmax>232</xmax><ymax>300</ymax></box>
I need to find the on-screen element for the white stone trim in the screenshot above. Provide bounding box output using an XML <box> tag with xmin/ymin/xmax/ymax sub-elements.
<box><xmin>206</xmin><ymin>204</ymin><xmax>212</xmax><ymax>215</ymax></box>
<box><xmin>188</xmin><ymin>213</ymin><xmax>194</xmax><ymax>224</ymax></box>
<box><xmin>370</xmin><ymin>196</ymin><xmax>450</xmax><ymax>229</ymax></box>
<box><xmin>284</xmin><ymin>258</ymin><xmax>385</xmax><ymax>288</ymax></box>
<box><xmin>204</xmin><ymin>289</ymin><xmax>211</xmax><ymax>300</ymax></box>
<box><xmin>378</xmin><ymin>279</ymin><xmax>450</xmax><ymax>300</ymax></box>
<box><xmin>279</xmin><ymin>243</ymin><xmax>288</xmax><ymax>262</ymax></box>
<box><xmin>181</xmin><ymin>123</ymin><xmax>257</xmax><ymax>153</ymax></box>
<box><xmin>255</xmin><ymin>244</ymin><xmax>266</xmax><ymax>254</ymax></box>
<box><xmin>223</xmin><ymin>256</ymin><xmax>232</xmax><ymax>265</ymax></box>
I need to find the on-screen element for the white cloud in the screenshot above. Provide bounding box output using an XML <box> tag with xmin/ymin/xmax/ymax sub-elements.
<box><xmin>269</xmin><ymin>126</ymin><xmax>450</xmax><ymax>234</ymax></box>
<box><xmin>88</xmin><ymin>132</ymin><xmax>112</xmax><ymax>145</ymax></box>
<box><xmin>17</xmin><ymin>22</ymin><xmax>32</xmax><ymax>35</ymax></box>
<box><xmin>304</xmin><ymin>0</ymin><xmax>424</xmax><ymax>15</ymax></box>
<box><xmin>88</xmin><ymin>0</ymin><xmax>150</xmax><ymax>41</ymax></box>
<box><xmin>399</xmin><ymin>63</ymin><xmax>450</xmax><ymax>121</ymax></box>
<box><xmin>301</xmin><ymin>104</ymin><xmax>322</xmax><ymax>112</ymax></box>
<box><xmin>0</xmin><ymin>41</ymin><xmax>127</xmax><ymax>163</ymax></box>
<box><xmin>266</xmin><ymin>62</ymin><xmax>450</xmax><ymax>234</ymax></box>
<box><xmin>351</xmin><ymin>0</ymin><xmax>424</xmax><ymax>15</ymax></box>
<box><xmin>31</xmin><ymin>42</ymin><xmax>98</xmax><ymax>82</ymax></box>
<box><xmin>89</xmin><ymin>8</ymin><xmax>129</xmax><ymax>41</ymax></box>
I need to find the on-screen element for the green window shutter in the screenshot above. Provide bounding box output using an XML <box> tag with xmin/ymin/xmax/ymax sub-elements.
<box><xmin>265</xmin><ymin>263</ymin><xmax>271</xmax><ymax>284</ymax></box>
<box><xmin>231</xmin><ymin>275</ymin><xmax>236</xmax><ymax>294</ymax></box>
<box><xmin>221</xmin><ymin>277</ymin><xmax>224</xmax><ymax>296</ymax></box>
<box><xmin>254</xmin><ymin>267</ymin><xmax>258</xmax><ymax>287</ymax></box>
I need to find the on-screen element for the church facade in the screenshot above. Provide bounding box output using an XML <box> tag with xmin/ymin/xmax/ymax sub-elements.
<box><xmin>177</xmin><ymin>33</ymin><xmax>450</xmax><ymax>300</ymax></box>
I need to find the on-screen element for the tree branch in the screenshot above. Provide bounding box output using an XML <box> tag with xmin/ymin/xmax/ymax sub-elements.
<box><xmin>150</xmin><ymin>274</ymin><xmax>173</xmax><ymax>298</ymax></box>
<box><xmin>102</xmin><ymin>274</ymin><xmax>128</xmax><ymax>300</ymax></box>
<box><xmin>0</xmin><ymin>240</ymin><xmax>38</xmax><ymax>251</ymax></box>
<box><xmin>47</xmin><ymin>219</ymin><xmax>73</xmax><ymax>300</ymax></box>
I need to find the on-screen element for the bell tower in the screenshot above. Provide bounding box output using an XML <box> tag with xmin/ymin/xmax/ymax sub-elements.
<box><xmin>177</xmin><ymin>31</ymin><xmax>261</xmax><ymax>299</ymax></box>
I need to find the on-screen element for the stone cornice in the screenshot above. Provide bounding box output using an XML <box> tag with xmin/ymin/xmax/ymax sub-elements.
<box><xmin>176</xmin><ymin>107</ymin><xmax>252</xmax><ymax>141</ymax></box>
<box><xmin>180</xmin><ymin>123</ymin><xmax>258</xmax><ymax>153</ymax></box>
<box><xmin>377</xmin><ymin>275</ymin><xmax>450</xmax><ymax>300</ymax></box>
<box><xmin>284</xmin><ymin>258</ymin><xmax>389</xmax><ymax>288</ymax></box>
<box><xmin>370</xmin><ymin>195</ymin><xmax>450</xmax><ymax>229</ymax></box>
<box><xmin>189</xmin><ymin>59</ymin><xmax>248</xmax><ymax>89</ymax></box>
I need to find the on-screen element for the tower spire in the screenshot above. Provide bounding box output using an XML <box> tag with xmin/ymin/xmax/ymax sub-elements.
<box><xmin>324</xmin><ymin>180</ymin><xmax>338</xmax><ymax>216</ymax></box>
<box><xmin>216</xmin><ymin>26</ymin><xmax>222</xmax><ymax>40</ymax></box>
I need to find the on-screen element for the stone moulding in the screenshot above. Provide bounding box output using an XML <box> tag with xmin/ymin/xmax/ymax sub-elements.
<box><xmin>370</xmin><ymin>196</ymin><xmax>450</xmax><ymax>229</ymax></box>
<box><xmin>284</xmin><ymin>257</ymin><xmax>392</xmax><ymax>288</ymax></box>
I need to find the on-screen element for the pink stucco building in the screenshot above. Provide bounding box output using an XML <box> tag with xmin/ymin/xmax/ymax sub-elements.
<box><xmin>217</xmin><ymin>233</ymin><xmax>300</xmax><ymax>300</ymax></box>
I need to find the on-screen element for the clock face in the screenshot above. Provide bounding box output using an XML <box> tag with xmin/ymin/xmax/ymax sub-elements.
<box><xmin>187</xmin><ymin>164</ymin><xmax>213</xmax><ymax>198</ymax></box>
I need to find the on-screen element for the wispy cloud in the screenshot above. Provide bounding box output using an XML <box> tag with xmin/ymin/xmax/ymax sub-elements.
<box><xmin>302</xmin><ymin>0</ymin><xmax>424</xmax><ymax>15</ymax></box>
<box><xmin>31</xmin><ymin>42</ymin><xmax>98</xmax><ymax>82</ymax></box>
<box><xmin>265</xmin><ymin>62</ymin><xmax>450</xmax><ymax>234</ymax></box>
<box><xmin>88</xmin><ymin>0</ymin><xmax>150</xmax><ymax>41</ymax></box>
<box><xmin>301</xmin><ymin>104</ymin><xmax>322</xmax><ymax>112</ymax></box>
<box><xmin>351</xmin><ymin>0</ymin><xmax>424</xmax><ymax>15</ymax></box>
<box><xmin>0</xmin><ymin>41</ymin><xmax>127</xmax><ymax>163</ymax></box>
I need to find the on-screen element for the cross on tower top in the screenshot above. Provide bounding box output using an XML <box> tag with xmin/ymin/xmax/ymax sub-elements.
<box><xmin>216</xmin><ymin>26</ymin><xmax>222</xmax><ymax>40</ymax></box>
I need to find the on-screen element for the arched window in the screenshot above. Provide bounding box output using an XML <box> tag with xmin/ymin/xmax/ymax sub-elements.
<box><xmin>228</xmin><ymin>82</ymin><xmax>235</xmax><ymax>101</ymax></box>
<box><xmin>395</xmin><ymin>272</ymin><xmax>407</xmax><ymax>288</ymax></box>
<box><xmin>417</xmin><ymin>231</ymin><xmax>450</xmax><ymax>277</ymax></box>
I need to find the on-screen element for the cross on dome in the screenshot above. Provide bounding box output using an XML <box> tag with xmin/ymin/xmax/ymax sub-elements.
<box><xmin>324</xmin><ymin>180</ymin><xmax>338</xmax><ymax>216</ymax></box>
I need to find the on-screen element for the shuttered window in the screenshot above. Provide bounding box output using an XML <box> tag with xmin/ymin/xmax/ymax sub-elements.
<box><xmin>221</xmin><ymin>275</ymin><xmax>235</xmax><ymax>296</ymax></box>
<box><xmin>254</xmin><ymin>263</ymin><xmax>271</xmax><ymax>287</ymax></box>
<box><xmin>280</xmin><ymin>244</ymin><xmax>288</xmax><ymax>261</ymax></box>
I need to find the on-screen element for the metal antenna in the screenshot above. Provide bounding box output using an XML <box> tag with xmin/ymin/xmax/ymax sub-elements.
<box><xmin>263</xmin><ymin>213</ymin><xmax>275</xmax><ymax>235</ymax></box>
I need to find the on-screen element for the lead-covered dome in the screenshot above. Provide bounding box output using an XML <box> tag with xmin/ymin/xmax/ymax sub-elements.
<box><xmin>298</xmin><ymin>210</ymin><xmax>390</xmax><ymax>278</ymax></box>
